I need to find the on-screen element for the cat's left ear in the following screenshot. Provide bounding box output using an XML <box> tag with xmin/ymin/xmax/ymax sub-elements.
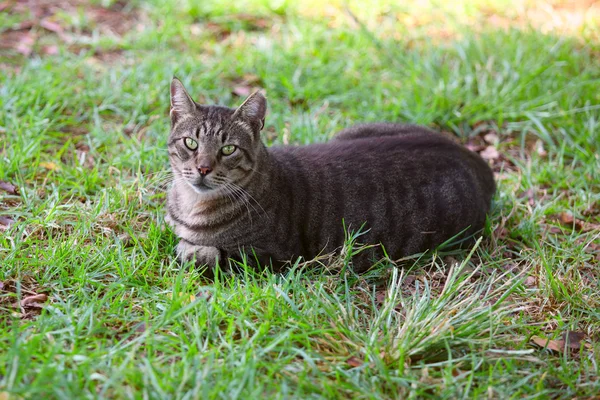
<box><xmin>234</xmin><ymin>91</ymin><xmax>267</xmax><ymax>130</ymax></box>
<box><xmin>170</xmin><ymin>77</ymin><xmax>196</xmax><ymax>123</ymax></box>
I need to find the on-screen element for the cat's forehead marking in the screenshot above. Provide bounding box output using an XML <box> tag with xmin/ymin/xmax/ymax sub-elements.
<box><xmin>201</xmin><ymin>119</ymin><xmax>225</xmax><ymax>138</ymax></box>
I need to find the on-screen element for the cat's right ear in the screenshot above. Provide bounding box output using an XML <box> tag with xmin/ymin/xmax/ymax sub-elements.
<box><xmin>170</xmin><ymin>77</ymin><xmax>196</xmax><ymax>123</ymax></box>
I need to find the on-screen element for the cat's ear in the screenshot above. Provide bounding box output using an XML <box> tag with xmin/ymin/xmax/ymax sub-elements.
<box><xmin>234</xmin><ymin>91</ymin><xmax>267</xmax><ymax>130</ymax></box>
<box><xmin>170</xmin><ymin>77</ymin><xmax>196</xmax><ymax>122</ymax></box>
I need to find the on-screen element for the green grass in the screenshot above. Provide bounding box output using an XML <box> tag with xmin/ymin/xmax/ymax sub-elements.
<box><xmin>1</xmin><ymin>0</ymin><xmax>599</xmax><ymax>398</ymax></box>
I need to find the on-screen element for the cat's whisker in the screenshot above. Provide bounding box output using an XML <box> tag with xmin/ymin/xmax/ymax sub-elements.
<box><xmin>227</xmin><ymin>181</ymin><xmax>268</xmax><ymax>219</ymax></box>
<box><xmin>222</xmin><ymin>182</ymin><xmax>254</xmax><ymax>227</ymax></box>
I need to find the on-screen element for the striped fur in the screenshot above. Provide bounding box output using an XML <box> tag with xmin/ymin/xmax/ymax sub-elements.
<box><xmin>166</xmin><ymin>79</ymin><xmax>495</xmax><ymax>275</ymax></box>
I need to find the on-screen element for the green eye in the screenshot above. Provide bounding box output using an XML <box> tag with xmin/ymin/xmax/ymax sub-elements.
<box><xmin>221</xmin><ymin>145</ymin><xmax>237</xmax><ymax>156</ymax></box>
<box><xmin>184</xmin><ymin>137</ymin><xmax>198</xmax><ymax>150</ymax></box>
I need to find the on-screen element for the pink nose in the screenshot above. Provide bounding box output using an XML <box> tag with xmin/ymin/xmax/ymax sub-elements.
<box><xmin>199</xmin><ymin>166</ymin><xmax>212</xmax><ymax>176</ymax></box>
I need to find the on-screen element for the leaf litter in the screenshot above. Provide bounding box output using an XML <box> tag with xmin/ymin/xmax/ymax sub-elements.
<box><xmin>0</xmin><ymin>278</ymin><xmax>49</xmax><ymax>320</ymax></box>
<box><xmin>531</xmin><ymin>330</ymin><xmax>593</xmax><ymax>357</ymax></box>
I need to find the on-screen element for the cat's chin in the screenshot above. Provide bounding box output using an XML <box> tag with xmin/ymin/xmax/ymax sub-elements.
<box><xmin>187</xmin><ymin>181</ymin><xmax>215</xmax><ymax>195</ymax></box>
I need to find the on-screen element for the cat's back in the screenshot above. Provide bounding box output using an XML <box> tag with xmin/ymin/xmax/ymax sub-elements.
<box><xmin>270</xmin><ymin>124</ymin><xmax>491</xmax><ymax>185</ymax></box>
<box><xmin>266</xmin><ymin>124</ymin><xmax>495</xmax><ymax>266</ymax></box>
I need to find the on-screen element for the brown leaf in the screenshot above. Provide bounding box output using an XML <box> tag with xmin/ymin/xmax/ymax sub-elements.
<box><xmin>560</xmin><ymin>211</ymin><xmax>574</xmax><ymax>225</ymax></box>
<box><xmin>480</xmin><ymin>146</ymin><xmax>500</xmax><ymax>160</ymax></box>
<box><xmin>580</xmin><ymin>221</ymin><xmax>600</xmax><ymax>233</ymax></box>
<box><xmin>558</xmin><ymin>212</ymin><xmax>598</xmax><ymax>232</ymax></box>
<box><xmin>524</xmin><ymin>276</ymin><xmax>536</xmax><ymax>287</ymax></box>
<box><xmin>563</xmin><ymin>331</ymin><xmax>587</xmax><ymax>351</ymax></box>
<box><xmin>585</xmin><ymin>241</ymin><xmax>600</xmax><ymax>254</ymax></box>
<box><xmin>20</xmin><ymin>293</ymin><xmax>48</xmax><ymax>307</ymax></box>
<box><xmin>582</xmin><ymin>201</ymin><xmax>599</xmax><ymax>218</ymax></box>
<box><xmin>493</xmin><ymin>225</ymin><xmax>508</xmax><ymax>239</ymax></box>
<box><xmin>375</xmin><ymin>290</ymin><xmax>387</xmax><ymax>305</ymax></box>
<box><xmin>404</xmin><ymin>275</ymin><xmax>416</xmax><ymax>286</ymax></box>
<box><xmin>483</xmin><ymin>132</ymin><xmax>499</xmax><ymax>145</ymax></box>
<box><xmin>532</xmin><ymin>333</ymin><xmax>592</xmax><ymax>355</ymax></box>
<box><xmin>0</xmin><ymin>216</ymin><xmax>15</xmax><ymax>230</ymax></box>
<box><xmin>39</xmin><ymin>19</ymin><xmax>64</xmax><ymax>34</ymax></box>
<box><xmin>546</xmin><ymin>225</ymin><xmax>564</xmax><ymax>235</ymax></box>
<box><xmin>346</xmin><ymin>356</ymin><xmax>363</xmax><ymax>367</ymax></box>
<box><xmin>42</xmin><ymin>45</ymin><xmax>59</xmax><ymax>55</ymax></box>
<box><xmin>465</xmin><ymin>143</ymin><xmax>485</xmax><ymax>152</ymax></box>
<box><xmin>0</xmin><ymin>180</ymin><xmax>17</xmax><ymax>195</ymax></box>
<box><xmin>232</xmin><ymin>85</ymin><xmax>253</xmax><ymax>97</ymax></box>
<box><xmin>531</xmin><ymin>336</ymin><xmax>563</xmax><ymax>353</ymax></box>
<box><xmin>15</xmin><ymin>32</ymin><xmax>35</xmax><ymax>56</ymax></box>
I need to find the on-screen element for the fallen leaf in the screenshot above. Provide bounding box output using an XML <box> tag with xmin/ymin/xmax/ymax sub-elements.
<box><xmin>20</xmin><ymin>293</ymin><xmax>48</xmax><ymax>307</ymax></box>
<box><xmin>39</xmin><ymin>161</ymin><xmax>59</xmax><ymax>171</ymax></box>
<box><xmin>532</xmin><ymin>333</ymin><xmax>592</xmax><ymax>355</ymax></box>
<box><xmin>39</xmin><ymin>19</ymin><xmax>64</xmax><ymax>34</ymax></box>
<box><xmin>493</xmin><ymin>225</ymin><xmax>508</xmax><ymax>239</ymax></box>
<box><xmin>42</xmin><ymin>45</ymin><xmax>59</xmax><ymax>55</ymax></box>
<box><xmin>0</xmin><ymin>180</ymin><xmax>17</xmax><ymax>194</ymax></box>
<box><xmin>558</xmin><ymin>212</ymin><xmax>598</xmax><ymax>232</ymax></box>
<box><xmin>404</xmin><ymin>274</ymin><xmax>416</xmax><ymax>286</ymax></box>
<box><xmin>232</xmin><ymin>85</ymin><xmax>253</xmax><ymax>97</ymax></box>
<box><xmin>585</xmin><ymin>241</ymin><xmax>600</xmax><ymax>255</ymax></box>
<box><xmin>560</xmin><ymin>211</ymin><xmax>574</xmax><ymax>225</ymax></box>
<box><xmin>563</xmin><ymin>331</ymin><xmax>587</xmax><ymax>351</ymax></box>
<box><xmin>465</xmin><ymin>143</ymin><xmax>485</xmax><ymax>152</ymax></box>
<box><xmin>582</xmin><ymin>201</ymin><xmax>599</xmax><ymax>218</ymax></box>
<box><xmin>483</xmin><ymin>132</ymin><xmax>499</xmax><ymax>145</ymax></box>
<box><xmin>16</xmin><ymin>32</ymin><xmax>35</xmax><ymax>56</ymax></box>
<box><xmin>480</xmin><ymin>146</ymin><xmax>500</xmax><ymax>160</ymax></box>
<box><xmin>531</xmin><ymin>336</ymin><xmax>563</xmax><ymax>353</ymax></box>
<box><xmin>346</xmin><ymin>356</ymin><xmax>363</xmax><ymax>367</ymax></box>
<box><xmin>0</xmin><ymin>216</ymin><xmax>15</xmax><ymax>230</ymax></box>
<box><xmin>546</xmin><ymin>225</ymin><xmax>564</xmax><ymax>235</ymax></box>
<box><xmin>524</xmin><ymin>276</ymin><xmax>536</xmax><ymax>287</ymax></box>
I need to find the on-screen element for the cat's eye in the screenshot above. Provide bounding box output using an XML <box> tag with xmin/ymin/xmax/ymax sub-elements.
<box><xmin>184</xmin><ymin>137</ymin><xmax>198</xmax><ymax>150</ymax></box>
<box><xmin>221</xmin><ymin>145</ymin><xmax>237</xmax><ymax>156</ymax></box>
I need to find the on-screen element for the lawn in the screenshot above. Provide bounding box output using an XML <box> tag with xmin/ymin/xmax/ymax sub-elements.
<box><xmin>1</xmin><ymin>0</ymin><xmax>599</xmax><ymax>398</ymax></box>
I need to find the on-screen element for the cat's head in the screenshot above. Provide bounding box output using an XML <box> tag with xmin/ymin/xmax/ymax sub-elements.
<box><xmin>168</xmin><ymin>77</ymin><xmax>267</xmax><ymax>195</ymax></box>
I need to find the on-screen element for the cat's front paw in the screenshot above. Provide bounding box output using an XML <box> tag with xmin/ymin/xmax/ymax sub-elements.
<box><xmin>165</xmin><ymin>212</ymin><xmax>175</xmax><ymax>229</ymax></box>
<box><xmin>176</xmin><ymin>240</ymin><xmax>221</xmax><ymax>268</ymax></box>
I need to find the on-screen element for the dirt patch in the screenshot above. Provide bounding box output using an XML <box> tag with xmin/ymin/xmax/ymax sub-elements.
<box><xmin>0</xmin><ymin>0</ymin><xmax>142</xmax><ymax>61</ymax></box>
<box><xmin>0</xmin><ymin>276</ymin><xmax>50</xmax><ymax>320</ymax></box>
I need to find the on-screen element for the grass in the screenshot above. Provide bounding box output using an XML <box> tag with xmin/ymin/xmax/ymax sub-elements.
<box><xmin>1</xmin><ymin>0</ymin><xmax>599</xmax><ymax>398</ymax></box>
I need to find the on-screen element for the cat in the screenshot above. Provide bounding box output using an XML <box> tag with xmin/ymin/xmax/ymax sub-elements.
<box><xmin>166</xmin><ymin>77</ymin><xmax>496</xmax><ymax>276</ymax></box>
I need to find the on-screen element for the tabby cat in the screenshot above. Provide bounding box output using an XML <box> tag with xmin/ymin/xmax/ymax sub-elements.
<box><xmin>166</xmin><ymin>78</ymin><xmax>495</xmax><ymax>275</ymax></box>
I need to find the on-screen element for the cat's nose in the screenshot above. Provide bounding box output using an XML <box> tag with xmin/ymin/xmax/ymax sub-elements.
<box><xmin>198</xmin><ymin>165</ymin><xmax>212</xmax><ymax>176</ymax></box>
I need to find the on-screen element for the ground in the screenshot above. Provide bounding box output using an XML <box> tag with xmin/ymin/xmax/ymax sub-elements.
<box><xmin>0</xmin><ymin>0</ymin><xmax>599</xmax><ymax>398</ymax></box>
